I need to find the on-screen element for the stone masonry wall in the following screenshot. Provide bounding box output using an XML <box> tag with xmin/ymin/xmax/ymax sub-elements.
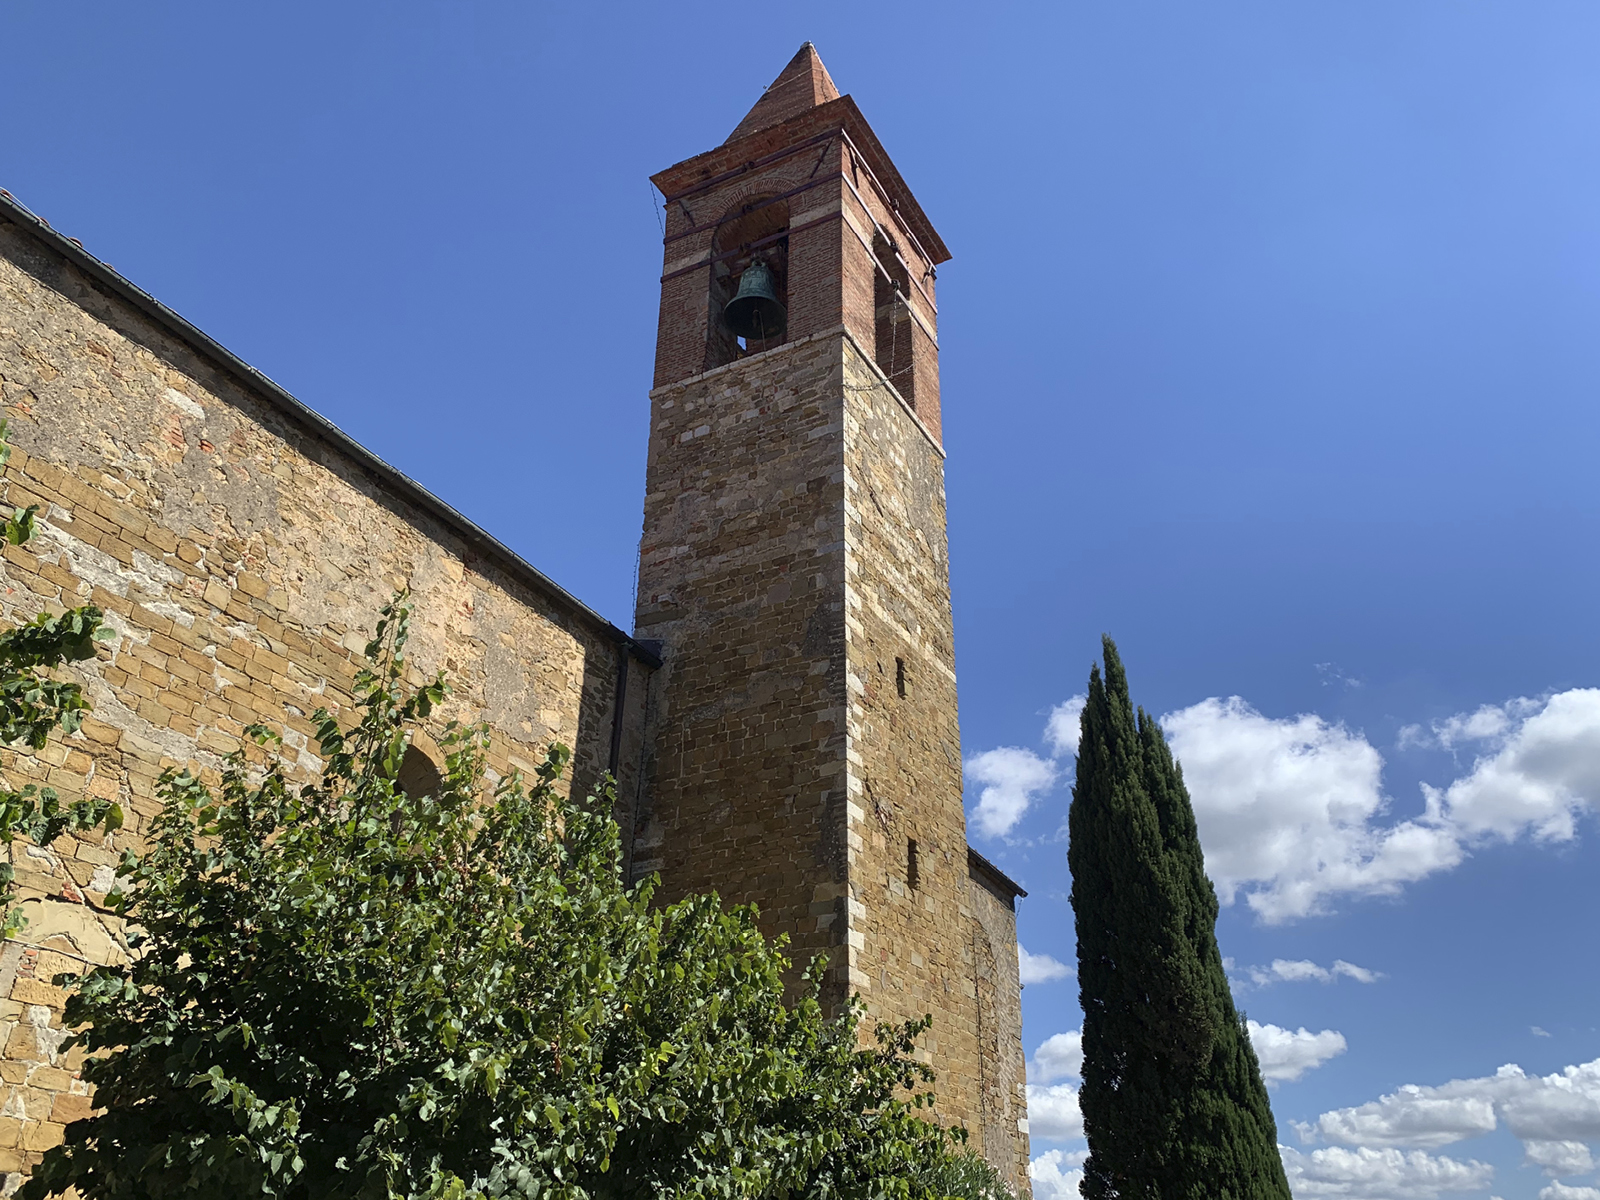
<box><xmin>971</xmin><ymin>872</ymin><xmax>1031</xmax><ymax>1190</ymax></box>
<box><xmin>840</xmin><ymin>336</ymin><xmax>1029</xmax><ymax>1193</ymax></box>
<box><xmin>0</xmin><ymin>216</ymin><xmax>639</xmax><ymax>1191</ymax></box>
<box><xmin>636</xmin><ymin>326</ymin><xmax>1029</xmax><ymax>1192</ymax></box>
<box><xmin>633</xmin><ymin>330</ymin><xmax>851</xmax><ymax>986</ymax></box>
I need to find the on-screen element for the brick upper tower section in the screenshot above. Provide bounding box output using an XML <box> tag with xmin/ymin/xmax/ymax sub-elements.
<box><xmin>634</xmin><ymin>47</ymin><xmax>1030</xmax><ymax>1192</ymax></box>
<box><xmin>648</xmin><ymin>43</ymin><xmax>951</xmax><ymax>441</ymax></box>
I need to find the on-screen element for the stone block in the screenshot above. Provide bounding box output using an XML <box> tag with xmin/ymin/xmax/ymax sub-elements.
<box><xmin>49</xmin><ymin>1091</ymin><xmax>93</xmax><ymax>1125</ymax></box>
<box><xmin>26</xmin><ymin>1067</ymin><xmax>71</xmax><ymax>1094</ymax></box>
<box><xmin>22</xmin><ymin>1119</ymin><xmax>64</xmax><ymax>1151</ymax></box>
<box><xmin>2</xmin><ymin>1026</ymin><xmax>35</xmax><ymax>1062</ymax></box>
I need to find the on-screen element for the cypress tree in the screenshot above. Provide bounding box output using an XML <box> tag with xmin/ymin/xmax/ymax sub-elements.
<box><xmin>1068</xmin><ymin>637</ymin><xmax>1290</xmax><ymax>1200</ymax></box>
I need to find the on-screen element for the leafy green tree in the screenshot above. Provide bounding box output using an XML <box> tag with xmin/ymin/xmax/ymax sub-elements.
<box><xmin>1068</xmin><ymin>637</ymin><xmax>1289</xmax><ymax>1200</ymax></box>
<box><xmin>0</xmin><ymin>420</ymin><xmax>121</xmax><ymax>937</ymax></box>
<box><xmin>26</xmin><ymin>599</ymin><xmax>970</xmax><ymax>1200</ymax></box>
<box><xmin>917</xmin><ymin>1150</ymin><xmax>1013</xmax><ymax>1200</ymax></box>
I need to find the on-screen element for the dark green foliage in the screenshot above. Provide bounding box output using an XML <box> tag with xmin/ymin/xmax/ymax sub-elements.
<box><xmin>0</xmin><ymin>420</ymin><xmax>122</xmax><ymax>937</ymax></box>
<box><xmin>26</xmin><ymin>600</ymin><xmax>967</xmax><ymax>1200</ymax></box>
<box><xmin>1068</xmin><ymin>637</ymin><xmax>1289</xmax><ymax>1200</ymax></box>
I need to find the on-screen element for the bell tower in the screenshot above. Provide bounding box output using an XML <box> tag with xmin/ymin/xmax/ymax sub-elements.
<box><xmin>632</xmin><ymin>45</ymin><xmax>1030</xmax><ymax>1190</ymax></box>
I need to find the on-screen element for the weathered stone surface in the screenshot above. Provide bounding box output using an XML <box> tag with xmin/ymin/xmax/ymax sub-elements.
<box><xmin>634</xmin><ymin>331</ymin><xmax>851</xmax><ymax>970</ymax></box>
<box><xmin>634</xmin><ymin>329</ymin><xmax>1029</xmax><ymax>1189</ymax></box>
<box><xmin>843</xmin><ymin>339</ymin><xmax>1030</xmax><ymax>1187</ymax></box>
<box><xmin>0</xmin><ymin>210</ymin><xmax>651</xmax><ymax>1188</ymax></box>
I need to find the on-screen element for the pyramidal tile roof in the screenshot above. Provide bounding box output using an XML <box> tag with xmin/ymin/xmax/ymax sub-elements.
<box><xmin>725</xmin><ymin>43</ymin><xmax>841</xmax><ymax>144</ymax></box>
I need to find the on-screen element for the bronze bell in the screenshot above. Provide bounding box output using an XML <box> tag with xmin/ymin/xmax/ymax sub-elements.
<box><xmin>723</xmin><ymin>260</ymin><xmax>786</xmax><ymax>341</ymax></box>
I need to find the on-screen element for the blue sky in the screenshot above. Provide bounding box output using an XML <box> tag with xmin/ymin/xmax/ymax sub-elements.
<box><xmin>8</xmin><ymin>4</ymin><xmax>1600</xmax><ymax>1198</ymax></box>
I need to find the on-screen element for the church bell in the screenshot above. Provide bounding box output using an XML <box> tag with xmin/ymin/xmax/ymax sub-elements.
<box><xmin>722</xmin><ymin>260</ymin><xmax>786</xmax><ymax>341</ymax></box>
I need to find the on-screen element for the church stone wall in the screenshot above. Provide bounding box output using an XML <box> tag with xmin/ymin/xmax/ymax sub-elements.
<box><xmin>0</xmin><ymin>44</ymin><xmax>1031</xmax><ymax>1198</ymax></box>
<box><xmin>0</xmin><ymin>215</ymin><xmax>641</xmax><ymax>1189</ymax></box>
<box><xmin>970</xmin><ymin>869</ymin><xmax>1031</xmax><ymax>1189</ymax></box>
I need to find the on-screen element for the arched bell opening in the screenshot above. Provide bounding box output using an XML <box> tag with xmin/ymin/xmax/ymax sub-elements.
<box><xmin>705</xmin><ymin>196</ymin><xmax>790</xmax><ymax>371</ymax></box>
<box><xmin>873</xmin><ymin>231</ymin><xmax>915</xmax><ymax>409</ymax></box>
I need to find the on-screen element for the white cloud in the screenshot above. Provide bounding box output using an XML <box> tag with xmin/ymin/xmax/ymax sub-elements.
<box><xmin>1421</xmin><ymin>689</ymin><xmax>1600</xmax><ymax>843</ymax></box>
<box><xmin>1498</xmin><ymin>1060</ymin><xmax>1600</xmax><ymax>1143</ymax></box>
<box><xmin>971</xmin><ymin>686</ymin><xmax>1600</xmax><ymax>917</ymax></box>
<box><xmin>1262</xmin><ymin>959</ymin><xmax>1334</xmax><ymax>984</ymax></box>
<box><xmin>1524</xmin><ymin>1140</ymin><xmax>1596</xmax><ymax>1177</ymax></box>
<box><xmin>1304</xmin><ymin>1082</ymin><xmax>1501</xmax><ymax>1149</ymax></box>
<box><xmin>1247</xmin><ymin>1020</ymin><xmax>1347</xmax><ymax>1083</ymax></box>
<box><xmin>965</xmin><ymin>746</ymin><xmax>1057</xmax><ymax>838</ymax></box>
<box><xmin>1163</xmin><ymin>697</ymin><xmax>1462</xmax><ymax>922</ymax></box>
<box><xmin>1535</xmin><ymin>1027</ymin><xmax>1554</xmax><ymax>1038</ymax></box>
<box><xmin>1244</xmin><ymin>958</ymin><xmax>1382</xmax><ymax>987</ymax></box>
<box><xmin>1029</xmin><ymin>1149</ymin><xmax>1086</xmax><ymax>1200</ymax></box>
<box><xmin>1396</xmin><ymin>723</ymin><xmax>1430</xmax><ymax>751</ymax></box>
<box><xmin>1045</xmin><ymin>694</ymin><xmax>1086</xmax><ymax>756</ymax></box>
<box><xmin>1279</xmin><ymin>1145</ymin><xmax>1494</xmax><ymax>1199</ymax></box>
<box><xmin>1019</xmin><ymin>945</ymin><xmax>1072</xmax><ymax>985</ymax></box>
<box><xmin>1030</xmin><ymin>1031</ymin><xmax>1083</xmax><ymax>1084</ymax></box>
<box><xmin>1316</xmin><ymin>662</ymin><xmax>1364</xmax><ymax>690</ymax></box>
<box><xmin>1540</xmin><ymin>1185</ymin><xmax>1600</xmax><ymax>1200</ymax></box>
<box><xmin>1160</xmin><ymin>689</ymin><xmax>1600</xmax><ymax>921</ymax></box>
<box><xmin>1416</xmin><ymin>698</ymin><xmax>1545</xmax><ymax>752</ymax></box>
<box><xmin>1303</xmin><ymin>1056</ymin><xmax>1600</xmax><ymax>1168</ymax></box>
<box><xmin>1027</xmin><ymin>1082</ymin><xmax>1084</xmax><ymax>1141</ymax></box>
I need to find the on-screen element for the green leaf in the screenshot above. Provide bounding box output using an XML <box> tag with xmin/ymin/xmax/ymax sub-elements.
<box><xmin>5</xmin><ymin>506</ymin><xmax>37</xmax><ymax>546</ymax></box>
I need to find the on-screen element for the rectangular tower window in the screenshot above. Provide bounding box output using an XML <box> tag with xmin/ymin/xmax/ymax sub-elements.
<box><xmin>895</xmin><ymin>657</ymin><xmax>907</xmax><ymax>699</ymax></box>
<box><xmin>907</xmin><ymin>838</ymin><xmax>920</xmax><ymax>891</ymax></box>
